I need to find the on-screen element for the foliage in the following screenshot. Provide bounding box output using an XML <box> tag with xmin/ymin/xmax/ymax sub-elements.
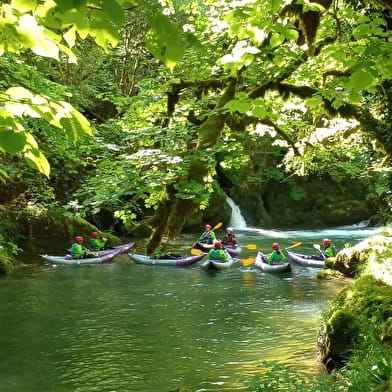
<box><xmin>241</xmin><ymin>361</ymin><xmax>336</xmax><ymax>392</ymax></box>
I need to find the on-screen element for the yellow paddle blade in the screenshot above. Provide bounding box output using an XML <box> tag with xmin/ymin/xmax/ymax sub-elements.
<box><xmin>191</xmin><ymin>248</ymin><xmax>203</xmax><ymax>255</ymax></box>
<box><xmin>244</xmin><ymin>244</ymin><xmax>257</xmax><ymax>250</ymax></box>
<box><xmin>213</xmin><ymin>222</ymin><xmax>223</xmax><ymax>231</ymax></box>
<box><xmin>242</xmin><ymin>257</ymin><xmax>255</xmax><ymax>267</ymax></box>
<box><xmin>285</xmin><ymin>242</ymin><xmax>302</xmax><ymax>250</ymax></box>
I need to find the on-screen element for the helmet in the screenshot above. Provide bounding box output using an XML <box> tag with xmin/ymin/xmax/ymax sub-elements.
<box><xmin>226</xmin><ymin>227</ymin><xmax>233</xmax><ymax>233</ymax></box>
<box><xmin>205</xmin><ymin>224</ymin><xmax>212</xmax><ymax>230</ymax></box>
<box><xmin>272</xmin><ymin>243</ymin><xmax>280</xmax><ymax>250</ymax></box>
<box><xmin>91</xmin><ymin>231</ymin><xmax>99</xmax><ymax>238</ymax></box>
<box><xmin>214</xmin><ymin>241</ymin><xmax>222</xmax><ymax>248</ymax></box>
<box><xmin>75</xmin><ymin>236</ymin><xmax>84</xmax><ymax>243</ymax></box>
<box><xmin>323</xmin><ymin>238</ymin><xmax>331</xmax><ymax>246</ymax></box>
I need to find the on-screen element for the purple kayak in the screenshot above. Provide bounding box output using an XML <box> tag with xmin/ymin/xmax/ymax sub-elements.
<box><xmin>98</xmin><ymin>242</ymin><xmax>135</xmax><ymax>256</ymax></box>
<box><xmin>40</xmin><ymin>248</ymin><xmax>123</xmax><ymax>265</ymax></box>
<box><xmin>286</xmin><ymin>250</ymin><xmax>325</xmax><ymax>268</ymax></box>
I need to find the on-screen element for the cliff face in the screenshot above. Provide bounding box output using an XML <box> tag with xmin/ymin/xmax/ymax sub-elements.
<box><xmin>317</xmin><ymin>228</ymin><xmax>392</xmax><ymax>379</ymax></box>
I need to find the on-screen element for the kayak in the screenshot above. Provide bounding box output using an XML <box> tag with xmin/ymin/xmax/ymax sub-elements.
<box><xmin>200</xmin><ymin>251</ymin><xmax>235</xmax><ymax>270</ymax></box>
<box><xmin>128</xmin><ymin>252</ymin><xmax>206</xmax><ymax>266</ymax></box>
<box><xmin>254</xmin><ymin>251</ymin><xmax>291</xmax><ymax>273</ymax></box>
<box><xmin>286</xmin><ymin>250</ymin><xmax>325</xmax><ymax>268</ymax></box>
<box><xmin>98</xmin><ymin>242</ymin><xmax>135</xmax><ymax>256</ymax></box>
<box><xmin>193</xmin><ymin>242</ymin><xmax>241</xmax><ymax>257</ymax></box>
<box><xmin>40</xmin><ymin>248</ymin><xmax>123</xmax><ymax>265</ymax></box>
<box><xmin>224</xmin><ymin>245</ymin><xmax>242</xmax><ymax>256</ymax></box>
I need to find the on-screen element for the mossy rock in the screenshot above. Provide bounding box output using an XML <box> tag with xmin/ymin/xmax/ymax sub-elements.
<box><xmin>318</xmin><ymin>274</ymin><xmax>392</xmax><ymax>371</ymax></box>
<box><xmin>317</xmin><ymin>268</ymin><xmax>344</xmax><ymax>280</ymax></box>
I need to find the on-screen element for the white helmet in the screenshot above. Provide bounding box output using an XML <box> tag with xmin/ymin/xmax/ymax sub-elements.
<box><xmin>227</xmin><ymin>227</ymin><xmax>233</xmax><ymax>232</ymax></box>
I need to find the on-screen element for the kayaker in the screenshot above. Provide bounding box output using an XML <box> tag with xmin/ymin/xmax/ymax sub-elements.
<box><xmin>322</xmin><ymin>238</ymin><xmax>337</xmax><ymax>258</ymax></box>
<box><xmin>89</xmin><ymin>231</ymin><xmax>107</xmax><ymax>251</ymax></box>
<box><xmin>70</xmin><ymin>236</ymin><xmax>87</xmax><ymax>259</ymax></box>
<box><xmin>266</xmin><ymin>243</ymin><xmax>286</xmax><ymax>264</ymax></box>
<box><xmin>70</xmin><ymin>236</ymin><xmax>97</xmax><ymax>259</ymax></box>
<box><xmin>207</xmin><ymin>241</ymin><xmax>229</xmax><ymax>262</ymax></box>
<box><xmin>222</xmin><ymin>227</ymin><xmax>237</xmax><ymax>246</ymax></box>
<box><xmin>198</xmin><ymin>224</ymin><xmax>217</xmax><ymax>245</ymax></box>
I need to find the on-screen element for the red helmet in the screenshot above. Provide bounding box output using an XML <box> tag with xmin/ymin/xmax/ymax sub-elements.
<box><xmin>91</xmin><ymin>232</ymin><xmax>99</xmax><ymax>238</ymax></box>
<box><xmin>272</xmin><ymin>243</ymin><xmax>280</xmax><ymax>250</ymax></box>
<box><xmin>323</xmin><ymin>239</ymin><xmax>331</xmax><ymax>246</ymax></box>
<box><xmin>214</xmin><ymin>241</ymin><xmax>222</xmax><ymax>248</ymax></box>
<box><xmin>75</xmin><ymin>236</ymin><xmax>84</xmax><ymax>243</ymax></box>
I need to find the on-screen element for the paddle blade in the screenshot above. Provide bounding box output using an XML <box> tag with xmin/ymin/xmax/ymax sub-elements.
<box><xmin>285</xmin><ymin>242</ymin><xmax>302</xmax><ymax>250</ymax></box>
<box><xmin>242</xmin><ymin>257</ymin><xmax>255</xmax><ymax>267</ymax></box>
<box><xmin>313</xmin><ymin>244</ymin><xmax>321</xmax><ymax>250</ymax></box>
<box><xmin>244</xmin><ymin>244</ymin><xmax>257</xmax><ymax>250</ymax></box>
<box><xmin>213</xmin><ymin>222</ymin><xmax>223</xmax><ymax>231</ymax></box>
<box><xmin>191</xmin><ymin>248</ymin><xmax>203</xmax><ymax>255</ymax></box>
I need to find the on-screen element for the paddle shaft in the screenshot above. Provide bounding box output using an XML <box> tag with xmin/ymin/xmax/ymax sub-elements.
<box><xmin>241</xmin><ymin>242</ymin><xmax>303</xmax><ymax>267</ymax></box>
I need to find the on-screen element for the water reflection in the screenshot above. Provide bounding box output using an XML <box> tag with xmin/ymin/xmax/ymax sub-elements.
<box><xmin>0</xmin><ymin>225</ymin><xmax>382</xmax><ymax>392</ymax></box>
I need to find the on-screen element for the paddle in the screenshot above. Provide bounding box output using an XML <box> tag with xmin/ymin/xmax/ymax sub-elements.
<box><xmin>191</xmin><ymin>222</ymin><xmax>223</xmax><ymax>255</ymax></box>
<box><xmin>191</xmin><ymin>243</ymin><xmax>258</xmax><ymax>255</ymax></box>
<box><xmin>241</xmin><ymin>242</ymin><xmax>303</xmax><ymax>267</ymax></box>
<box><xmin>313</xmin><ymin>244</ymin><xmax>326</xmax><ymax>259</ymax></box>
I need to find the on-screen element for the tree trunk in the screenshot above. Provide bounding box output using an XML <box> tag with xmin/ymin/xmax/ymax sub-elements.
<box><xmin>146</xmin><ymin>78</ymin><xmax>237</xmax><ymax>251</ymax></box>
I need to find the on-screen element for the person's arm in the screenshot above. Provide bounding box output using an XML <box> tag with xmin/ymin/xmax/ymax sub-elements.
<box><xmin>211</xmin><ymin>231</ymin><xmax>216</xmax><ymax>240</ymax></box>
<box><xmin>266</xmin><ymin>252</ymin><xmax>274</xmax><ymax>263</ymax></box>
<box><xmin>220</xmin><ymin>250</ymin><xmax>229</xmax><ymax>262</ymax></box>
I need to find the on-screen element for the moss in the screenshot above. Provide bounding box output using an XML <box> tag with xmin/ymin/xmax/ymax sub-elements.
<box><xmin>319</xmin><ymin>274</ymin><xmax>392</xmax><ymax>370</ymax></box>
<box><xmin>0</xmin><ymin>248</ymin><xmax>17</xmax><ymax>274</ymax></box>
<box><xmin>317</xmin><ymin>268</ymin><xmax>344</xmax><ymax>280</ymax></box>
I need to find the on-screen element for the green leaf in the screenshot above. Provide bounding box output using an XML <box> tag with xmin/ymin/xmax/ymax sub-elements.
<box><xmin>284</xmin><ymin>28</ymin><xmax>299</xmax><ymax>41</ymax></box>
<box><xmin>11</xmin><ymin>0</ymin><xmax>36</xmax><ymax>11</ymax></box>
<box><xmin>306</xmin><ymin>95</ymin><xmax>323</xmax><ymax>108</ymax></box>
<box><xmin>270</xmin><ymin>32</ymin><xmax>284</xmax><ymax>48</ymax></box>
<box><xmin>269</xmin><ymin>0</ymin><xmax>281</xmax><ymax>13</ymax></box>
<box><xmin>348</xmin><ymin>69</ymin><xmax>374</xmax><ymax>90</ymax></box>
<box><xmin>63</xmin><ymin>26</ymin><xmax>76</xmax><ymax>48</ymax></box>
<box><xmin>102</xmin><ymin>0</ymin><xmax>124</xmax><ymax>25</ymax></box>
<box><xmin>252</xmin><ymin>106</ymin><xmax>267</xmax><ymax>118</ymax></box>
<box><xmin>146</xmin><ymin>13</ymin><xmax>185</xmax><ymax>71</ymax></box>
<box><xmin>24</xmin><ymin>147</ymin><xmax>50</xmax><ymax>177</ymax></box>
<box><xmin>0</xmin><ymin>130</ymin><xmax>27</xmax><ymax>155</ymax></box>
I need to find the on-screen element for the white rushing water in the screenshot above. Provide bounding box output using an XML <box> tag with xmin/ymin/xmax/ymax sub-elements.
<box><xmin>227</xmin><ymin>196</ymin><xmax>247</xmax><ymax>229</ymax></box>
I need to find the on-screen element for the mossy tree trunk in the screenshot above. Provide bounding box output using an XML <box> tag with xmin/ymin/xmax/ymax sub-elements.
<box><xmin>146</xmin><ymin>78</ymin><xmax>237</xmax><ymax>252</ymax></box>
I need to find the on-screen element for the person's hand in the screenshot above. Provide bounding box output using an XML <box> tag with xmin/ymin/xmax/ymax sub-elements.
<box><xmin>103</xmin><ymin>237</ymin><xmax>108</xmax><ymax>242</ymax></box>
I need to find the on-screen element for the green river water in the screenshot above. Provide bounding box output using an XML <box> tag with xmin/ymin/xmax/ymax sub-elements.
<box><xmin>0</xmin><ymin>225</ymin><xmax>382</xmax><ymax>392</ymax></box>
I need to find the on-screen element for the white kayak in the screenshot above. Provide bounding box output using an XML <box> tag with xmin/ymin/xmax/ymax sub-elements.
<box><xmin>200</xmin><ymin>251</ymin><xmax>235</xmax><ymax>270</ymax></box>
<box><xmin>254</xmin><ymin>251</ymin><xmax>291</xmax><ymax>273</ymax></box>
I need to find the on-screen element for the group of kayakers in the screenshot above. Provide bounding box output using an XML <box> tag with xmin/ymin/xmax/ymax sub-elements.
<box><xmin>69</xmin><ymin>224</ymin><xmax>337</xmax><ymax>263</ymax></box>
<box><xmin>70</xmin><ymin>232</ymin><xmax>108</xmax><ymax>259</ymax></box>
<box><xmin>198</xmin><ymin>224</ymin><xmax>337</xmax><ymax>264</ymax></box>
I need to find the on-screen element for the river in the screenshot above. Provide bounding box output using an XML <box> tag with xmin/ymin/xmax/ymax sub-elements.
<box><xmin>0</xmin><ymin>224</ymin><xmax>382</xmax><ymax>392</ymax></box>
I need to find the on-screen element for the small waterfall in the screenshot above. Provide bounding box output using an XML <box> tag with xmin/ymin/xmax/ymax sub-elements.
<box><xmin>226</xmin><ymin>197</ymin><xmax>247</xmax><ymax>229</ymax></box>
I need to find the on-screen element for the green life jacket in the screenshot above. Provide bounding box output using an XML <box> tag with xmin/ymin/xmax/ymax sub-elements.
<box><xmin>266</xmin><ymin>250</ymin><xmax>286</xmax><ymax>263</ymax></box>
<box><xmin>208</xmin><ymin>249</ymin><xmax>228</xmax><ymax>262</ymax></box>
<box><xmin>70</xmin><ymin>243</ymin><xmax>84</xmax><ymax>259</ymax></box>
<box><xmin>89</xmin><ymin>238</ymin><xmax>105</xmax><ymax>251</ymax></box>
